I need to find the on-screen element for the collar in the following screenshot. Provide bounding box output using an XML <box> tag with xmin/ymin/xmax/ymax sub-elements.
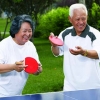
<box><xmin>71</xmin><ymin>25</ymin><xmax>89</xmax><ymax>38</ymax></box>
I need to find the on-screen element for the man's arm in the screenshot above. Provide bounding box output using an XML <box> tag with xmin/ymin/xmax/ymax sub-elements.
<box><xmin>81</xmin><ymin>49</ymin><xmax>99</xmax><ymax>59</ymax></box>
<box><xmin>69</xmin><ymin>46</ymin><xmax>99</xmax><ymax>59</ymax></box>
<box><xmin>51</xmin><ymin>46</ymin><xmax>59</xmax><ymax>56</ymax></box>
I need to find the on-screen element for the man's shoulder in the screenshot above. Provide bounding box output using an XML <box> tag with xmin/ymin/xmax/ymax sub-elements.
<box><xmin>62</xmin><ymin>26</ymin><xmax>73</xmax><ymax>32</ymax></box>
<box><xmin>89</xmin><ymin>26</ymin><xmax>100</xmax><ymax>33</ymax></box>
<box><xmin>88</xmin><ymin>25</ymin><xmax>100</xmax><ymax>40</ymax></box>
<box><xmin>59</xmin><ymin>26</ymin><xmax>73</xmax><ymax>40</ymax></box>
<box><xmin>60</xmin><ymin>26</ymin><xmax>73</xmax><ymax>36</ymax></box>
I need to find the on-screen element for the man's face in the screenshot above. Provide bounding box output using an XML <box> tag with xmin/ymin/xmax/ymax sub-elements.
<box><xmin>69</xmin><ymin>8</ymin><xmax>87</xmax><ymax>35</ymax></box>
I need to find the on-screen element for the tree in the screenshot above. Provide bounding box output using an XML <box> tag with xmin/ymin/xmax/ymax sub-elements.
<box><xmin>78</xmin><ymin>0</ymin><xmax>85</xmax><ymax>4</ymax></box>
<box><xmin>86</xmin><ymin>0</ymin><xmax>100</xmax><ymax>9</ymax></box>
<box><xmin>0</xmin><ymin>0</ymin><xmax>57</xmax><ymax>40</ymax></box>
<box><xmin>57</xmin><ymin>0</ymin><xmax>78</xmax><ymax>7</ymax></box>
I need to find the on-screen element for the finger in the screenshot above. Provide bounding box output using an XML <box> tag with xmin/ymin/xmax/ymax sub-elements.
<box><xmin>33</xmin><ymin>71</ymin><xmax>39</xmax><ymax>75</ymax></box>
<box><xmin>25</xmin><ymin>65</ymin><xmax>28</xmax><ymax>67</ymax></box>
<box><xmin>50</xmin><ymin>32</ymin><xmax>54</xmax><ymax>36</ymax></box>
<box><xmin>38</xmin><ymin>67</ymin><xmax>42</xmax><ymax>73</ymax></box>
<box><xmin>15</xmin><ymin>61</ymin><xmax>23</xmax><ymax>65</ymax></box>
<box><xmin>20</xmin><ymin>60</ymin><xmax>24</xmax><ymax>62</ymax></box>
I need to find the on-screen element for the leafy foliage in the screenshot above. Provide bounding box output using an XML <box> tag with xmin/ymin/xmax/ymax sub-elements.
<box><xmin>57</xmin><ymin>0</ymin><xmax>78</xmax><ymax>7</ymax></box>
<box><xmin>35</xmin><ymin>7</ymin><xmax>71</xmax><ymax>38</ymax></box>
<box><xmin>88</xmin><ymin>2</ymin><xmax>100</xmax><ymax>30</ymax></box>
<box><xmin>0</xmin><ymin>0</ymin><xmax>57</xmax><ymax>21</ymax></box>
<box><xmin>0</xmin><ymin>0</ymin><xmax>57</xmax><ymax>40</ymax></box>
<box><xmin>86</xmin><ymin>0</ymin><xmax>100</xmax><ymax>9</ymax></box>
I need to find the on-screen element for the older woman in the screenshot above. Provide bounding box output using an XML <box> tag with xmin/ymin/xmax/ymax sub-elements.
<box><xmin>0</xmin><ymin>14</ymin><xmax>42</xmax><ymax>97</ymax></box>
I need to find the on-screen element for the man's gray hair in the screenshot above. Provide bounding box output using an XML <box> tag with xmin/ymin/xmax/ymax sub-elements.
<box><xmin>69</xmin><ymin>3</ymin><xmax>88</xmax><ymax>17</ymax></box>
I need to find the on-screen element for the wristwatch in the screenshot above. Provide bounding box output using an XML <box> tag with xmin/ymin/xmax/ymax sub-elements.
<box><xmin>84</xmin><ymin>50</ymin><xmax>88</xmax><ymax>56</ymax></box>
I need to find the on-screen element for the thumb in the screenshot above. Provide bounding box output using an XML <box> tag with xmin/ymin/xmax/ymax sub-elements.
<box><xmin>50</xmin><ymin>32</ymin><xmax>54</xmax><ymax>36</ymax></box>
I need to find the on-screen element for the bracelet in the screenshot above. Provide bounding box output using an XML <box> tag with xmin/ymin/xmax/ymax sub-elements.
<box><xmin>84</xmin><ymin>50</ymin><xmax>88</xmax><ymax>56</ymax></box>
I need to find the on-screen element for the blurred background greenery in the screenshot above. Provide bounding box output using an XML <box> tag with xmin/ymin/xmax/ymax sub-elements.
<box><xmin>0</xmin><ymin>0</ymin><xmax>100</xmax><ymax>40</ymax></box>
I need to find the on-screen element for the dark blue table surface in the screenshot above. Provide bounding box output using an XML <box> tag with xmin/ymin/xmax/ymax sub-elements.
<box><xmin>0</xmin><ymin>88</ymin><xmax>100</xmax><ymax>100</ymax></box>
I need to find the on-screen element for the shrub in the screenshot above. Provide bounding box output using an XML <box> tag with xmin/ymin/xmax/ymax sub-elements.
<box><xmin>35</xmin><ymin>7</ymin><xmax>71</xmax><ymax>38</ymax></box>
<box><xmin>88</xmin><ymin>3</ymin><xmax>100</xmax><ymax>30</ymax></box>
<box><xmin>35</xmin><ymin>2</ymin><xmax>100</xmax><ymax>38</ymax></box>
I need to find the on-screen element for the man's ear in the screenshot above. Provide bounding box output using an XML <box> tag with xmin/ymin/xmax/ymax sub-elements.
<box><xmin>87</xmin><ymin>15</ymin><xmax>88</xmax><ymax>21</ymax></box>
<box><xmin>68</xmin><ymin>16</ymin><xmax>72</xmax><ymax>23</ymax></box>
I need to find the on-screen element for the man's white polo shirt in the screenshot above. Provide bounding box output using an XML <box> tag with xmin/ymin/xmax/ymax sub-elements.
<box><xmin>58</xmin><ymin>25</ymin><xmax>100</xmax><ymax>91</ymax></box>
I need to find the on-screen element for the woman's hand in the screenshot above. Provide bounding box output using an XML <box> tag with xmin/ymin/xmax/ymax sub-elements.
<box><xmin>14</xmin><ymin>60</ymin><xmax>27</xmax><ymax>72</ymax></box>
<box><xmin>33</xmin><ymin>64</ymin><xmax>42</xmax><ymax>75</ymax></box>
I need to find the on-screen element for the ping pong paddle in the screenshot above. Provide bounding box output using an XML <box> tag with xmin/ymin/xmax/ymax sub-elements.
<box><xmin>15</xmin><ymin>57</ymin><xmax>38</xmax><ymax>74</ymax></box>
<box><xmin>24</xmin><ymin>57</ymin><xmax>38</xmax><ymax>74</ymax></box>
<box><xmin>49</xmin><ymin>35</ymin><xmax>63</xmax><ymax>46</ymax></box>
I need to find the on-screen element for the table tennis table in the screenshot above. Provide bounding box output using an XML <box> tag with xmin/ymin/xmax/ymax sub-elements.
<box><xmin>0</xmin><ymin>88</ymin><xmax>100</xmax><ymax>100</ymax></box>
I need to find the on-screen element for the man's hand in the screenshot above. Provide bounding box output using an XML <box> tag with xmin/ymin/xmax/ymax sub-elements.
<box><xmin>69</xmin><ymin>46</ymin><xmax>84</xmax><ymax>55</ymax></box>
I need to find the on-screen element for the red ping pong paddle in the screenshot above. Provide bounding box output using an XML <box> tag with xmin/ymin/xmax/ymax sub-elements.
<box><xmin>49</xmin><ymin>35</ymin><xmax>63</xmax><ymax>46</ymax></box>
<box><xmin>24</xmin><ymin>57</ymin><xmax>38</xmax><ymax>74</ymax></box>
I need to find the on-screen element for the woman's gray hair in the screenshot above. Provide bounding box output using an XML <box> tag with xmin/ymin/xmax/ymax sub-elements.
<box><xmin>69</xmin><ymin>3</ymin><xmax>88</xmax><ymax>17</ymax></box>
<box><xmin>10</xmin><ymin>14</ymin><xmax>35</xmax><ymax>38</ymax></box>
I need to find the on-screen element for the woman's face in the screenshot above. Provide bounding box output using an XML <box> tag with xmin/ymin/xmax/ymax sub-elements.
<box><xmin>69</xmin><ymin>8</ymin><xmax>87</xmax><ymax>35</ymax></box>
<box><xmin>13</xmin><ymin>22</ymin><xmax>32</xmax><ymax>45</ymax></box>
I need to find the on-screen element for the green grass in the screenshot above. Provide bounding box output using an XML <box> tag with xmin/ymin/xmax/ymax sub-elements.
<box><xmin>22</xmin><ymin>38</ymin><xmax>64</xmax><ymax>94</ymax></box>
